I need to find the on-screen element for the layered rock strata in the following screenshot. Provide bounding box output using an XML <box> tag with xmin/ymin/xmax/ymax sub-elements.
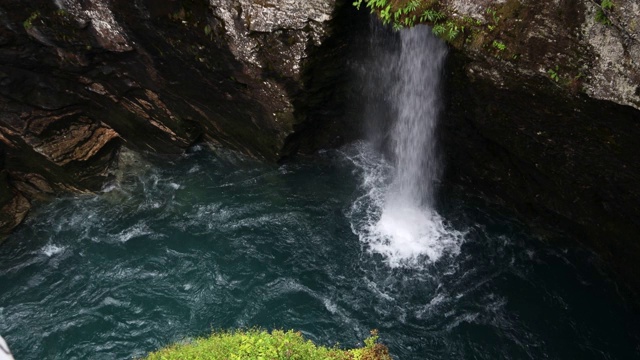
<box><xmin>0</xmin><ymin>0</ymin><xmax>345</xmax><ymax>238</ymax></box>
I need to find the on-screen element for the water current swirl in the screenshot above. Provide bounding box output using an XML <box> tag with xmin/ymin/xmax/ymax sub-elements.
<box><xmin>0</xmin><ymin>145</ymin><xmax>638</xmax><ymax>359</ymax></box>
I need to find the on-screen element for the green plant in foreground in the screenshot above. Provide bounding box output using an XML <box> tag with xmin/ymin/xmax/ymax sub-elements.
<box><xmin>143</xmin><ymin>329</ymin><xmax>392</xmax><ymax>360</ymax></box>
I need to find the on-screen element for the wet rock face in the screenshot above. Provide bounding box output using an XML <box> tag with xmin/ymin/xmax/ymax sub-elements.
<box><xmin>210</xmin><ymin>0</ymin><xmax>334</xmax><ymax>76</ymax></box>
<box><xmin>206</xmin><ymin>0</ymin><xmax>339</xmax><ymax>149</ymax></box>
<box><xmin>0</xmin><ymin>0</ymin><xmax>343</xmax><ymax>238</ymax></box>
<box><xmin>581</xmin><ymin>0</ymin><xmax>640</xmax><ymax>109</ymax></box>
<box><xmin>439</xmin><ymin>0</ymin><xmax>640</xmax><ymax>110</ymax></box>
<box><xmin>0</xmin><ymin>147</ymin><xmax>30</xmax><ymax>239</ymax></box>
<box><xmin>437</xmin><ymin>0</ymin><xmax>640</xmax><ymax>300</ymax></box>
<box><xmin>56</xmin><ymin>0</ymin><xmax>133</xmax><ymax>52</ymax></box>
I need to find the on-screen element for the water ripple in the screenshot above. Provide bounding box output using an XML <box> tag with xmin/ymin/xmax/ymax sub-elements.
<box><xmin>0</xmin><ymin>148</ymin><xmax>637</xmax><ymax>360</ymax></box>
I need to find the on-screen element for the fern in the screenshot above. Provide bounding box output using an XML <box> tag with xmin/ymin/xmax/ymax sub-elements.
<box><xmin>380</xmin><ymin>5</ymin><xmax>392</xmax><ymax>24</ymax></box>
<box><xmin>432</xmin><ymin>24</ymin><xmax>446</xmax><ymax>36</ymax></box>
<box><xmin>421</xmin><ymin>9</ymin><xmax>445</xmax><ymax>23</ymax></box>
<box><xmin>446</xmin><ymin>22</ymin><xmax>460</xmax><ymax>40</ymax></box>
<box><xmin>402</xmin><ymin>0</ymin><xmax>420</xmax><ymax>14</ymax></box>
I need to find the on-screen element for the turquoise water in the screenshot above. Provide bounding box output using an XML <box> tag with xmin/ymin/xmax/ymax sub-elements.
<box><xmin>0</xmin><ymin>144</ymin><xmax>638</xmax><ymax>359</ymax></box>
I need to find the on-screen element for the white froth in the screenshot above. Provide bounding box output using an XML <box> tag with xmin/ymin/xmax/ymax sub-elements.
<box><xmin>100</xmin><ymin>183</ymin><xmax>117</xmax><ymax>193</ymax></box>
<box><xmin>364</xmin><ymin>278</ymin><xmax>394</xmax><ymax>301</ymax></box>
<box><xmin>115</xmin><ymin>223</ymin><xmax>152</xmax><ymax>243</ymax></box>
<box><xmin>42</xmin><ymin>244</ymin><xmax>66</xmax><ymax>257</ymax></box>
<box><xmin>101</xmin><ymin>297</ymin><xmax>124</xmax><ymax>306</ymax></box>
<box><xmin>347</xmin><ymin>143</ymin><xmax>464</xmax><ymax>268</ymax></box>
<box><xmin>322</xmin><ymin>298</ymin><xmax>338</xmax><ymax>314</ymax></box>
<box><xmin>369</xmin><ymin>204</ymin><xmax>463</xmax><ymax>267</ymax></box>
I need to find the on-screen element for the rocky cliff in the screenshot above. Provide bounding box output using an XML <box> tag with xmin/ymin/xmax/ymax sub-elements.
<box><xmin>430</xmin><ymin>0</ymin><xmax>640</xmax><ymax>300</ymax></box>
<box><xmin>0</xmin><ymin>0</ymin><xmax>359</xmax><ymax>238</ymax></box>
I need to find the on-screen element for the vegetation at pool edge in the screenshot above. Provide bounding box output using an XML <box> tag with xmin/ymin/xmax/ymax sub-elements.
<box><xmin>142</xmin><ymin>329</ymin><xmax>392</xmax><ymax>360</ymax></box>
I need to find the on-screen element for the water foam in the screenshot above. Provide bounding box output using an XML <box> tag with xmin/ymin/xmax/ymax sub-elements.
<box><xmin>346</xmin><ymin>143</ymin><xmax>463</xmax><ymax>268</ymax></box>
<box><xmin>114</xmin><ymin>223</ymin><xmax>153</xmax><ymax>243</ymax></box>
<box><xmin>370</xmin><ymin>205</ymin><xmax>460</xmax><ymax>264</ymax></box>
<box><xmin>41</xmin><ymin>244</ymin><xmax>67</xmax><ymax>257</ymax></box>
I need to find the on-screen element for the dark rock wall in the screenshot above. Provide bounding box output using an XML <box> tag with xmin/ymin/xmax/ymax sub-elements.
<box><xmin>442</xmin><ymin>49</ymin><xmax>640</xmax><ymax>301</ymax></box>
<box><xmin>0</xmin><ymin>0</ymin><xmax>350</xmax><ymax>238</ymax></box>
<box><xmin>437</xmin><ymin>0</ymin><xmax>640</xmax><ymax>111</ymax></box>
<box><xmin>426</xmin><ymin>0</ymin><xmax>640</xmax><ymax>301</ymax></box>
<box><xmin>281</xmin><ymin>2</ymin><xmax>369</xmax><ymax>158</ymax></box>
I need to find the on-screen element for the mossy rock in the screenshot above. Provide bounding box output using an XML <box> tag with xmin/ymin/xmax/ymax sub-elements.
<box><xmin>143</xmin><ymin>329</ymin><xmax>392</xmax><ymax>360</ymax></box>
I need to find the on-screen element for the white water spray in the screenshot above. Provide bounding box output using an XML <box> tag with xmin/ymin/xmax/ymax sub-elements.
<box><xmin>350</xmin><ymin>25</ymin><xmax>462</xmax><ymax>267</ymax></box>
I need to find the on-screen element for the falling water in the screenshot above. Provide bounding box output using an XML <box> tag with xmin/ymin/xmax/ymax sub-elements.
<box><xmin>349</xmin><ymin>24</ymin><xmax>462</xmax><ymax>267</ymax></box>
<box><xmin>389</xmin><ymin>26</ymin><xmax>447</xmax><ymax>207</ymax></box>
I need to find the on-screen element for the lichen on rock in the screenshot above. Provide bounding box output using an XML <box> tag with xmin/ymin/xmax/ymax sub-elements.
<box><xmin>54</xmin><ymin>0</ymin><xmax>133</xmax><ymax>52</ymax></box>
<box><xmin>582</xmin><ymin>0</ymin><xmax>640</xmax><ymax>109</ymax></box>
<box><xmin>209</xmin><ymin>0</ymin><xmax>335</xmax><ymax>75</ymax></box>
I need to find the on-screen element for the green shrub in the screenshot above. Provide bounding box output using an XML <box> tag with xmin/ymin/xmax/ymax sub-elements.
<box><xmin>143</xmin><ymin>329</ymin><xmax>392</xmax><ymax>360</ymax></box>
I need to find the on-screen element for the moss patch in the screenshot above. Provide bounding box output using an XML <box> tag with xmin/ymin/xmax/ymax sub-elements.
<box><xmin>143</xmin><ymin>329</ymin><xmax>392</xmax><ymax>360</ymax></box>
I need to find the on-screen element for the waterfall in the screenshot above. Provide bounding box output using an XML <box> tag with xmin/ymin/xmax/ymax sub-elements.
<box><xmin>388</xmin><ymin>25</ymin><xmax>447</xmax><ymax>208</ymax></box>
<box><xmin>348</xmin><ymin>24</ymin><xmax>462</xmax><ymax>268</ymax></box>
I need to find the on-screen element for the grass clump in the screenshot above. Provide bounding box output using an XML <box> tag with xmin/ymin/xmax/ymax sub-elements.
<box><xmin>143</xmin><ymin>329</ymin><xmax>392</xmax><ymax>360</ymax></box>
